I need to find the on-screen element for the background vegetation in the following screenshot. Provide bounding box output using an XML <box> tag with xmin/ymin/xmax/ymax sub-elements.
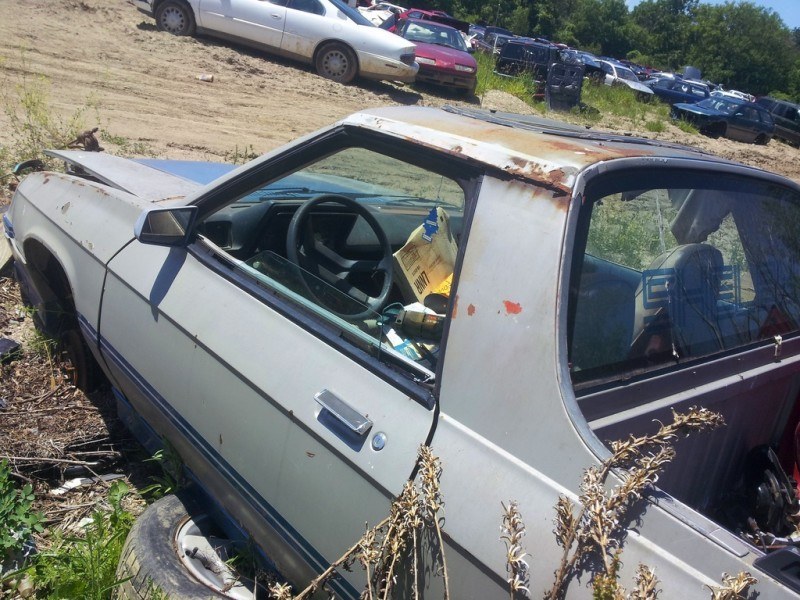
<box><xmin>419</xmin><ymin>0</ymin><xmax>800</xmax><ymax>100</ymax></box>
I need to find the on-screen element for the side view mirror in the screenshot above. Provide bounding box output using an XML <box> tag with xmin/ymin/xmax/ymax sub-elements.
<box><xmin>134</xmin><ymin>206</ymin><xmax>198</xmax><ymax>247</ymax></box>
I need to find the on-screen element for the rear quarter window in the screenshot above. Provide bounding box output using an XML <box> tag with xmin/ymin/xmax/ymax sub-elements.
<box><xmin>569</xmin><ymin>171</ymin><xmax>800</xmax><ymax>383</ymax></box>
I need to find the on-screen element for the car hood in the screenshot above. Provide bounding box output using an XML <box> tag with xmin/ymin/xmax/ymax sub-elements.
<box><xmin>45</xmin><ymin>150</ymin><xmax>235</xmax><ymax>202</ymax></box>
<box><xmin>619</xmin><ymin>79</ymin><xmax>653</xmax><ymax>94</ymax></box>
<box><xmin>414</xmin><ymin>42</ymin><xmax>476</xmax><ymax>68</ymax></box>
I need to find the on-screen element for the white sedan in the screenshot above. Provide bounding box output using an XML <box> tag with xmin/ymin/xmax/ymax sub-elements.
<box><xmin>597</xmin><ymin>59</ymin><xmax>654</xmax><ymax>98</ymax></box>
<box><xmin>133</xmin><ymin>0</ymin><xmax>418</xmax><ymax>84</ymax></box>
<box><xmin>357</xmin><ymin>2</ymin><xmax>405</xmax><ymax>26</ymax></box>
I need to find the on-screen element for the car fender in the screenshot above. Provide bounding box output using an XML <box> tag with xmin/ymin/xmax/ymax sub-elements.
<box><xmin>9</xmin><ymin>172</ymin><xmax>161</xmax><ymax>338</ymax></box>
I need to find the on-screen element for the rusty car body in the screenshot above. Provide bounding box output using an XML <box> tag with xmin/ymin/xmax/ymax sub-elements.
<box><xmin>5</xmin><ymin>105</ymin><xmax>800</xmax><ymax>597</ymax></box>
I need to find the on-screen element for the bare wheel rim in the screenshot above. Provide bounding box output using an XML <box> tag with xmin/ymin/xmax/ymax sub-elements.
<box><xmin>321</xmin><ymin>48</ymin><xmax>349</xmax><ymax>79</ymax></box>
<box><xmin>174</xmin><ymin>514</ymin><xmax>256</xmax><ymax>599</ymax></box>
<box><xmin>159</xmin><ymin>6</ymin><xmax>187</xmax><ymax>34</ymax></box>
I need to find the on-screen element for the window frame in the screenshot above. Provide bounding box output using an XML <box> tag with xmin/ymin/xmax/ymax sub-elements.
<box><xmin>288</xmin><ymin>0</ymin><xmax>325</xmax><ymax>15</ymax></box>
<box><xmin>564</xmin><ymin>160</ymin><xmax>800</xmax><ymax>395</ymax></box>
<box><xmin>187</xmin><ymin>126</ymin><xmax>483</xmax><ymax>406</ymax></box>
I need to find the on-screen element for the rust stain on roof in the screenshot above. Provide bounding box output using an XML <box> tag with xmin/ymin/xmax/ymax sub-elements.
<box><xmin>349</xmin><ymin>107</ymin><xmax>715</xmax><ymax>196</ymax></box>
<box><xmin>503</xmin><ymin>300</ymin><xmax>523</xmax><ymax>315</ymax></box>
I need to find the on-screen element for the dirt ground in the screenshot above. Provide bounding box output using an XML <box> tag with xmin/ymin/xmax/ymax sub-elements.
<box><xmin>2</xmin><ymin>0</ymin><xmax>800</xmax><ymax>590</ymax></box>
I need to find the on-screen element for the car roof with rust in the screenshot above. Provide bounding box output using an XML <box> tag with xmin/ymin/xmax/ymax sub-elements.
<box><xmin>343</xmin><ymin>105</ymin><xmax>739</xmax><ymax>191</ymax></box>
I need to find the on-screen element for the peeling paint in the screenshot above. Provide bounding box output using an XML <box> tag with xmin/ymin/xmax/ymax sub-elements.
<box><xmin>467</xmin><ymin>304</ymin><xmax>476</xmax><ymax>316</ymax></box>
<box><xmin>503</xmin><ymin>300</ymin><xmax>522</xmax><ymax>315</ymax></box>
<box><xmin>61</xmin><ymin>202</ymin><xmax>70</xmax><ymax>214</ymax></box>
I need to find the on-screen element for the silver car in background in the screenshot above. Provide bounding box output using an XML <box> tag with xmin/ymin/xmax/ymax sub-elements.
<box><xmin>597</xmin><ymin>59</ymin><xmax>654</xmax><ymax>99</ymax></box>
<box><xmin>134</xmin><ymin>0</ymin><xmax>418</xmax><ymax>84</ymax></box>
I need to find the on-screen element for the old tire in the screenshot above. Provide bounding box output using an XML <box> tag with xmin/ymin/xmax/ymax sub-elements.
<box><xmin>155</xmin><ymin>0</ymin><xmax>196</xmax><ymax>36</ymax></box>
<box><xmin>315</xmin><ymin>42</ymin><xmax>357</xmax><ymax>84</ymax></box>
<box><xmin>115</xmin><ymin>492</ymin><xmax>254</xmax><ymax>599</ymax></box>
<box><xmin>59</xmin><ymin>328</ymin><xmax>100</xmax><ymax>393</ymax></box>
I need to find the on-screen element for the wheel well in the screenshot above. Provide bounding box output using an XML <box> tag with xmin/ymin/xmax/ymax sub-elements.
<box><xmin>22</xmin><ymin>239</ymin><xmax>77</xmax><ymax>331</ymax></box>
<box><xmin>153</xmin><ymin>0</ymin><xmax>192</xmax><ymax>16</ymax></box>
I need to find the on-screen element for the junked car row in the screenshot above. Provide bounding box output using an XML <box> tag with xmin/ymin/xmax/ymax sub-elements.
<box><xmin>134</xmin><ymin>0</ymin><xmax>477</xmax><ymax>94</ymax></box>
<box><xmin>134</xmin><ymin>0</ymin><xmax>795</xmax><ymax>144</ymax></box>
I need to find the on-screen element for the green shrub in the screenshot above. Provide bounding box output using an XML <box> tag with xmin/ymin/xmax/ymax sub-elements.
<box><xmin>0</xmin><ymin>460</ymin><xmax>44</xmax><ymax>557</ymax></box>
<box><xmin>1</xmin><ymin>67</ymin><xmax>99</xmax><ymax>170</ymax></box>
<box><xmin>29</xmin><ymin>481</ymin><xmax>134</xmax><ymax>600</ymax></box>
<box><xmin>675</xmin><ymin>118</ymin><xmax>699</xmax><ymax>134</ymax></box>
<box><xmin>475</xmin><ymin>52</ymin><xmax>539</xmax><ymax>104</ymax></box>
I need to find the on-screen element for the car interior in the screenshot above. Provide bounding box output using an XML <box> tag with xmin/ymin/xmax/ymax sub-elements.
<box><xmin>568</xmin><ymin>171</ymin><xmax>800</xmax><ymax>551</ymax></box>
<box><xmin>196</xmin><ymin>146</ymin><xmax>470</xmax><ymax>381</ymax></box>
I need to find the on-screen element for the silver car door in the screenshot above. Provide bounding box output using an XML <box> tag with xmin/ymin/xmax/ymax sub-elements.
<box><xmin>182</xmin><ymin>142</ymin><xmax>473</xmax><ymax>593</ymax></box>
<box><xmin>280</xmin><ymin>0</ymin><xmax>332</xmax><ymax>58</ymax></box>
<box><xmin>198</xmin><ymin>0</ymin><xmax>286</xmax><ymax>48</ymax></box>
<box><xmin>108</xmin><ymin>135</ymin><xmax>475</xmax><ymax>595</ymax></box>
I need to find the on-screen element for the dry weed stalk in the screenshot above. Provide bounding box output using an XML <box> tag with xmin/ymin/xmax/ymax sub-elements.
<box><xmin>548</xmin><ymin>406</ymin><xmax>724</xmax><ymax>600</ymax></box>
<box><xmin>501</xmin><ymin>500</ymin><xmax>529</xmax><ymax>599</ymax></box>
<box><xmin>268</xmin><ymin>445</ymin><xmax>448</xmax><ymax>600</ymax></box>
<box><xmin>630</xmin><ymin>564</ymin><xmax>659</xmax><ymax>600</ymax></box>
<box><xmin>707</xmin><ymin>572</ymin><xmax>757</xmax><ymax>600</ymax></box>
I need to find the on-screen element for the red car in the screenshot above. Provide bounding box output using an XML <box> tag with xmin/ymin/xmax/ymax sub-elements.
<box><xmin>395</xmin><ymin>18</ymin><xmax>477</xmax><ymax>94</ymax></box>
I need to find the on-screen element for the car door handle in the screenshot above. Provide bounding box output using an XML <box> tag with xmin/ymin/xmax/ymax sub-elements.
<box><xmin>314</xmin><ymin>389</ymin><xmax>373</xmax><ymax>436</ymax></box>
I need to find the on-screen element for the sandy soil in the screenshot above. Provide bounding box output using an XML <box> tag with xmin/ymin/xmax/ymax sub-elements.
<box><xmin>1</xmin><ymin>0</ymin><xmax>799</xmax><ymax>183</ymax></box>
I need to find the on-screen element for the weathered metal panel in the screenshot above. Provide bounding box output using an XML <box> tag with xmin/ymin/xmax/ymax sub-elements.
<box><xmin>45</xmin><ymin>150</ymin><xmax>203</xmax><ymax>201</ymax></box>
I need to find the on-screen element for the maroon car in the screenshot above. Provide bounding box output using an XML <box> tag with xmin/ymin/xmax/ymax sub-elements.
<box><xmin>395</xmin><ymin>18</ymin><xmax>477</xmax><ymax>95</ymax></box>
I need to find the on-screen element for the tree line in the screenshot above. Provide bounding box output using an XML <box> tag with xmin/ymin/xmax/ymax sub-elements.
<box><xmin>419</xmin><ymin>0</ymin><xmax>800</xmax><ymax>100</ymax></box>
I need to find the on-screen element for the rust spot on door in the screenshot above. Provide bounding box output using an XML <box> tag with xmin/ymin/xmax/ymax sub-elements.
<box><xmin>503</xmin><ymin>300</ymin><xmax>522</xmax><ymax>315</ymax></box>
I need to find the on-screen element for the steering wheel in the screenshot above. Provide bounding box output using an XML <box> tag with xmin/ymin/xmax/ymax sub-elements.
<box><xmin>286</xmin><ymin>194</ymin><xmax>394</xmax><ymax>320</ymax></box>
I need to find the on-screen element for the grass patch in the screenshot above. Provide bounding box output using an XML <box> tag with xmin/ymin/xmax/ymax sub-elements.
<box><xmin>1</xmin><ymin>71</ymin><xmax>99</xmax><ymax>170</ymax></box>
<box><xmin>675</xmin><ymin>118</ymin><xmax>699</xmax><ymax>134</ymax></box>
<box><xmin>578</xmin><ymin>81</ymin><xmax>651</xmax><ymax>124</ymax></box>
<box><xmin>0</xmin><ymin>460</ymin><xmax>44</xmax><ymax>558</ymax></box>
<box><xmin>25</xmin><ymin>481</ymin><xmax>134</xmax><ymax>600</ymax></box>
<box><xmin>474</xmin><ymin>52</ymin><xmax>539</xmax><ymax>105</ymax></box>
<box><xmin>101</xmin><ymin>131</ymin><xmax>153</xmax><ymax>157</ymax></box>
<box><xmin>472</xmin><ymin>55</ymin><xmax>676</xmax><ymax>136</ymax></box>
<box><xmin>222</xmin><ymin>143</ymin><xmax>259</xmax><ymax>165</ymax></box>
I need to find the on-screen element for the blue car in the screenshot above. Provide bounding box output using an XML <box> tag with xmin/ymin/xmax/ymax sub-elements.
<box><xmin>645</xmin><ymin>77</ymin><xmax>710</xmax><ymax>105</ymax></box>
<box><xmin>671</xmin><ymin>96</ymin><xmax>774</xmax><ymax>144</ymax></box>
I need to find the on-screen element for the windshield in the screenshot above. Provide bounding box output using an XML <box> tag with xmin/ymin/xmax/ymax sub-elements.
<box><xmin>329</xmin><ymin>0</ymin><xmax>373</xmax><ymax>25</ymax></box>
<box><xmin>402</xmin><ymin>21</ymin><xmax>469</xmax><ymax>51</ymax></box>
<box><xmin>696</xmin><ymin>98</ymin><xmax>740</xmax><ymax>114</ymax></box>
<box><xmin>616</xmin><ymin>65</ymin><xmax>638</xmax><ymax>82</ymax></box>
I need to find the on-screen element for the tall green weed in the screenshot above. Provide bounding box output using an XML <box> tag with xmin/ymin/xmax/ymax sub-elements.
<box><xmin>28</xmin><ymin>481</ymin><xmax>134</xmax><ymax>600</ymax></box>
